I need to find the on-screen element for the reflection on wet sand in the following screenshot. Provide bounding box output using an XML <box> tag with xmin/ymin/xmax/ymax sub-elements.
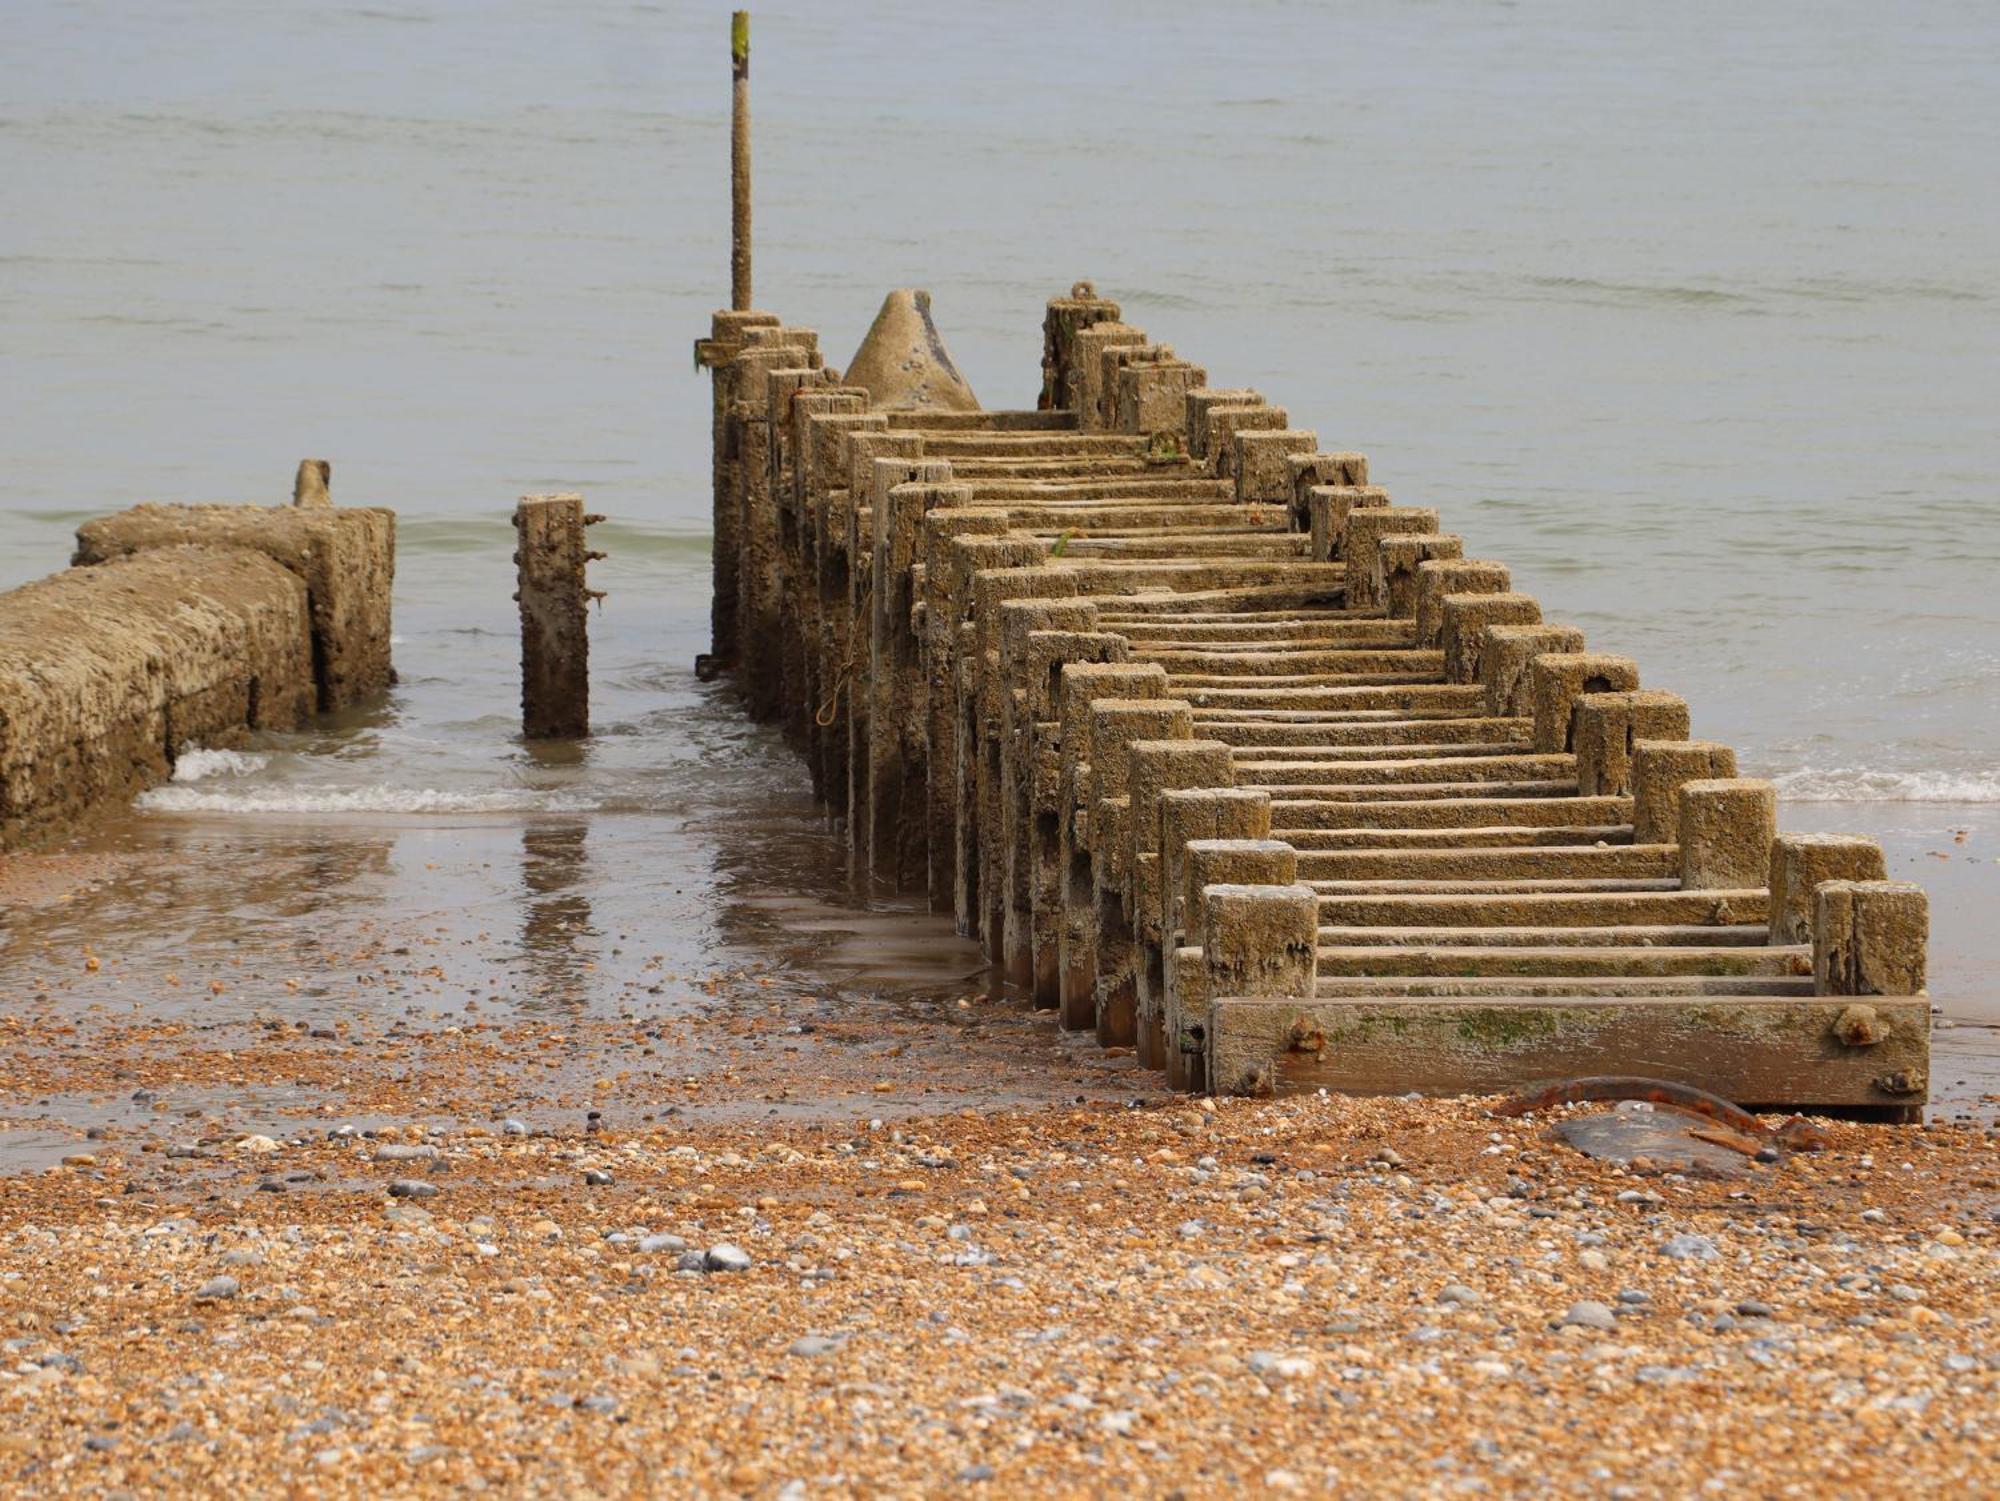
<box><xmin>518</xmin><ymin>817</ymin><xmax>595</xmax><ymax>1009</ymax></box>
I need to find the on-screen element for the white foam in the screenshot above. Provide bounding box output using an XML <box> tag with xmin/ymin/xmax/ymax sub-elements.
<box><xmin>169</xmin><ymin>747</ymin><xmax>270</xmax><ymax>782</ymax></box>
<box><xmin>1773</xmin><ymin>767</ymin><xmax>2000</xmax><ymax>803</ymax></box>
<box><xmin>137</xmin><ymin>785</ymin><xmax>601</xmax><ymax>816</ymax></box>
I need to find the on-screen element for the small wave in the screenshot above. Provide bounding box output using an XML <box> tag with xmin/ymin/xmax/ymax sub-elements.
<box><xmin>1774</xmin><ymin>767</ymin><xmax>2000</xmax><ymax>803</ymax></box>
<box><xmin>138</xmin><ymin>785</ymin><xmax>602</xmax><ymax>816</ymax></box>
<box><xmin>170</xmin><ymin>748</ymin><xmax>270</xmax><ymax>782</ymax></box>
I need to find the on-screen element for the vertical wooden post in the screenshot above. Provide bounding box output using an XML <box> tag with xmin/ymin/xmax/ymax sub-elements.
<box><xmin>731</xmin><ymin>11</ymin><xmax>752</xmax><ymax>311</ymax></box>
<box><xmin>292</xmin><ymin>459</ymin><xmax>331</xmax><ymax>508</ymax></box>
<box><xmin>515</xmin><ymin>493</ymin><xmax>602</xmax><ymax>739</ymax></box>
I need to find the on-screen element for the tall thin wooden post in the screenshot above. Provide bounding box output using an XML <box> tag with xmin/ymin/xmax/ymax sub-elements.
<box><xmin>515</xmin><ymin>493</ymin><xmax>604</xmax><ymax>739</ymax></box>
<box><xmin>730</xmin><ymin>10</ymin><xmax>752</xmax><ymax>310</ymax></box>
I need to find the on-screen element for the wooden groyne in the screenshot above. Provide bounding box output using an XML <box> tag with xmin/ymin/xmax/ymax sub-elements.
<box><xmin>696</xmin><ymin>283</ymin><xmax>1932</xmax><ymax>1114</ymax></box>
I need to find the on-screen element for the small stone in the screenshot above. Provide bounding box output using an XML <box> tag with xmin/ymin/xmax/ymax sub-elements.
<box><xmin>1438</xmin><ymin>1284</ymin><xmax>1482</xmax><ymax>1307</ymax></box>
<box><xmin>1247</xmin><ymin>1351</ymin><xmax>1314</xmax><ymax>1379</ymax></box>
<box><xmin>1660</xmin><ymin>1233</ymin><xmax>1719</xmax><ymax>1261</ymax></box>
<box><xmin>789</xmin><ymin>1335</ymin><xmax>840</xmax><ymax>1357</ymax></box>
<box><xmin>639</xmin><ymin>1233</ymin><xmax>688</xmax><ymax>1254</ymax></box>
<box><xmin>373</xmin><ymin>1144</ymin><xmax>438</xmax><ymax>1162</ymax></box>
<box><xmin>704</xmin><ymin>1244</ymin><xmax>752</xmax><ymax>1273</ymax></box>
<box><xmin>957</xmin><ymin>1464</ymin><xmax>996</xmax><ymax>1484</ymax></box>
<box><xmin>1736</xmin><ymin>1298</ymin><xmax>1775</xmax><ymax>1318</ymax></box>
<box><xmin>583</xmin><ymin>1168</ymin><xmax>614</xmax><ymax>1186</ymax></box>
<box><xmin>239</xmin><ymin>1135</ymin><xmax>280</xmax><ymax>1154</ymax></box>
<box><xmin>1560</xmin><ymin>1300</ymin><xmax>1618</xmax><ymax>1332</ymax></box>
<box><xmin>195</xmin><ymin>1276</ymin><xmax>240</xmax><ymax>1301</ymax></box>
<box><xmin>501</xmin><ymin>1119</ymin><xmax>529</xmax><ymax>1136</ymax></box>
<box><xmin>61</xmin><ymin>1153</ymin><xmax>98</xmax><ymax>1168</ymax></box>
<box><xmin>387</xmin><ymin>1179</ymin><xmax>438</xmax><ymax>1199</ymax></box>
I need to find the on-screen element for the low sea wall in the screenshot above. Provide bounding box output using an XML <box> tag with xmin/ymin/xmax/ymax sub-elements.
<box><xmin>0</xmin><ymin>481</ymin><xmax>395</xmax><ymax>851</ymax></box>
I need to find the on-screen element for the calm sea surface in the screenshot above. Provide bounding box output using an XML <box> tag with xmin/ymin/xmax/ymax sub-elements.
<box><xmin>3</xmin><ymin>3</ymin><xmax>1996</xmax><ymax>1058</ymax></box>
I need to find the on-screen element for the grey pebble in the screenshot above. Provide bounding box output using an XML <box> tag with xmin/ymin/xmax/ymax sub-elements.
<box><xmin>583</xmin><ymin>1168</ymin><xmax>615</xmax><ymax>1186</ymax></box>
<box><xmin>387</xmin><ymin>1179</ymin><xmax>438</xmax><ymax>1199</ymax></box>
<box><xmin>704</xmin><ymin>1243</ymin><xmax>752</xmax><ymax>1273</ymax></box>
<box><xmin>1438</xmin><ymin>1284</ymin><xmax>1482</xmax><ymax>1306</ymax></box>
<box><xmin>194</xmin><ymin>1275</ymin><xmax>240</xmax><ymax>1301</ymax></box>
<box><xmin>501</xmin><ymin>1119</ymin><xmax>529</xmax><ymax>1137</ymax></box>
<box><xmin>1560</xmin><ymin>1300</ymin><xmax>1618</xmax><ymax>1332</ymax></box>
<box><xmin>373</xmin><ymin>1144</ymin><xmax>438</xmax><ymax>1163</ymax></box>
<box><xmin>1736</xmin><ymin>1299</ymin><xmax>1775</xmax><ymax>1317</ymax></box>
<box><xmin>1660</xmin><ymin>1233</ymin><xmax>1719</xmax><ymax>1261</ymax></box>
<box><xmin>639</xmin><ymin>1232</ymin><xmax>688</xmax><ymax>1255</ymax></box>
<box><xmin>789</xmin><ymin>1335</ymin><xmax>840</xmax><ymax>1357</ymax></box>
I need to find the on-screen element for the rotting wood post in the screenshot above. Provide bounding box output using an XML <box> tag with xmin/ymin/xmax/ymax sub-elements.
<box><xmin>1168</xmin><ymin>843</ymin><xmax>1305</xmax><ymax>1090</ymax></box>
<box><xmin>1340</xmin><ymin>507</ymin><xmax>1439</xmax><ymax>610</ymax></box>
<box><xmin>1233</xmin><ymin>430</ymin><xmax>1319</xmax><ymax>505</ymax></box>
<box><xmin>730</xmin><ymin>10</ymin><xmax>751</xmax><ymax>310</ymax></box>
<box><xmin>1019</xmin><ymin>629</ymin><xmax>1127</xmax><ymax>1006</ymax></box>
<box><xmin>1630</xmin><ymin>739</ymin><xmax>1738</xmax><ymax>845</ymax></box>
<box><xmin>948</xmin><ymin>537</ymin><xmax>1053</xmax><ymax>936</ymax></box>
<box><xmin>1439</xmin><ymin>592</ymin><xmax>1541</xmax><ymax>682</ymax></box>
<box><xmin>968</xmin><ymin>565</ymin><xmax>1072</xmax><ymax>966</ymax></box>
<box><xmin>1526</xmin><ymin>651</ymin><xmax>1640</xmax><ymax>754</ymax></box>
<box><xmin>919</xmin><ymin>509</ymin><xmax>1010</xmax><ymax>912</ymax></box>
<box><xmin>1813</xmin><ymin>879</ymin><xmax>1928</xmax><ymax>998</ymax></box>
<box><xmin>1122</xmin><ymin>739</ymin><xmax>1234</xmax><ymax>1052</ymax></box>
<box><xmin>1376</xmin><ymin>534</ymin><xmax>1466</xmax><ymax>619</ymax></box>
<box><xmin>1572</xmin><ymin>691</ymin><xmax>1691</xmax><ymax>798</ymax></box>
<box><xmin>1286</xmin><ymin>452</ymin><xmax>1368</xmax><ymax>533</ymax></box>
<box><xmin>1153</xmin><ymin>789</ymin><xmax>1272</xmax><ymax>1073</ymax></box>
<box><xmin>995</xmin><ymin>605</ymin><xmax>1105</xmax><ymax>991</ymax></box>
<box><xmin>1039</xmin><ymin>282</ymin><xmax>1122</xmax><ymax>412</ymax></box>
<box><xmin>695</xmin><ymin>308</ymin><xmax>780</xmax><ymax>677</ymax></box>
<box><xmin>1414</xmin><ymin>561</ymin><xmax>1512</xmax><ymax>649</ymax></box>
<box><xmin>1203</xmin><ymin>405</ymin><xmax>1289</xmax><ymax>479</ymax></box>
<box><xmin>1069</xmin><ymin>324</ymin><xmax>1144</xmax><ymax>431</ymax></box>
<box><xmin>1479</xmin><ymin>624</ymin><xmax>1585</xmax><ymax>718</ymax></box>
<box><xmin>1769</xmin><ymin>833</ymin><xmax>1888</xmax><ymax>945</ymax></box>
<box><xmin>1085</xmin><ymin>700</ymin><xmax>1194</xmax><ymax>1045</ymax></box>
<box><xmin>1193</xmin><ymin>882</ymin><xmax>1319</xmax><ymax>1097</ymax></box>
<box><xmin>1305</xmin><ymin>485</ymin><xmax>1389</xmax><ymax>563</ymax></box>
<box><xmin>868</xmin><ymin>473</ymin><xmax>957</xmax><ymax>890</ymax></box>
<box><xmin>515</xmin><ymin>494</ymin><xmax>603</xmax><ymax>739</ymax></box>
<box><xmin>1677</xmin><ymin>778</ymin><xmax>1777</xmax><ymax>891</ymax></box>
<box><xmin>293</xmin><ymin>460</ymin><xmax>331</xmax><ymax>508</ymax></box>
<box><xmin>1053</xmin><ymin>662</ymin><xmax>1169</xmax><ymax>1025</ymax></box>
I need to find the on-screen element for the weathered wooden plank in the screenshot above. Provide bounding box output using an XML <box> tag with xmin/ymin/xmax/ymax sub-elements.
<box><xmin>1205</xmin><ymin>993</ymin><xmax>1930</xmax><ymax>1108</ymax></box>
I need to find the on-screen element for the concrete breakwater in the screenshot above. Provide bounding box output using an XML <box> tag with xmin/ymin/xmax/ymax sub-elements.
<box><xmin>698</xmin><ymin>284</ymin><xmax>1932</xmax><ymax>1114</ymax></box>
<box><xmin>0</xmin><ymin>466</ymin><xmax>394</xmax><ymax>850</ymax></box>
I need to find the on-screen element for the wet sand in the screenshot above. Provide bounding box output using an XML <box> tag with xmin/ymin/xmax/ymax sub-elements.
<box><xmin>1</xmin><ymin>802</ymin><xmax>1996</xmax><ymax>1495</ymax></box>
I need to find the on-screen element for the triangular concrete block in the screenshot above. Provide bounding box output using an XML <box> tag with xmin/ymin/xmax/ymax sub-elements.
<box><xmin>841</xmin><ymin>289</ymin><xmax>980</xmax><ymax>412</ymax></box>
